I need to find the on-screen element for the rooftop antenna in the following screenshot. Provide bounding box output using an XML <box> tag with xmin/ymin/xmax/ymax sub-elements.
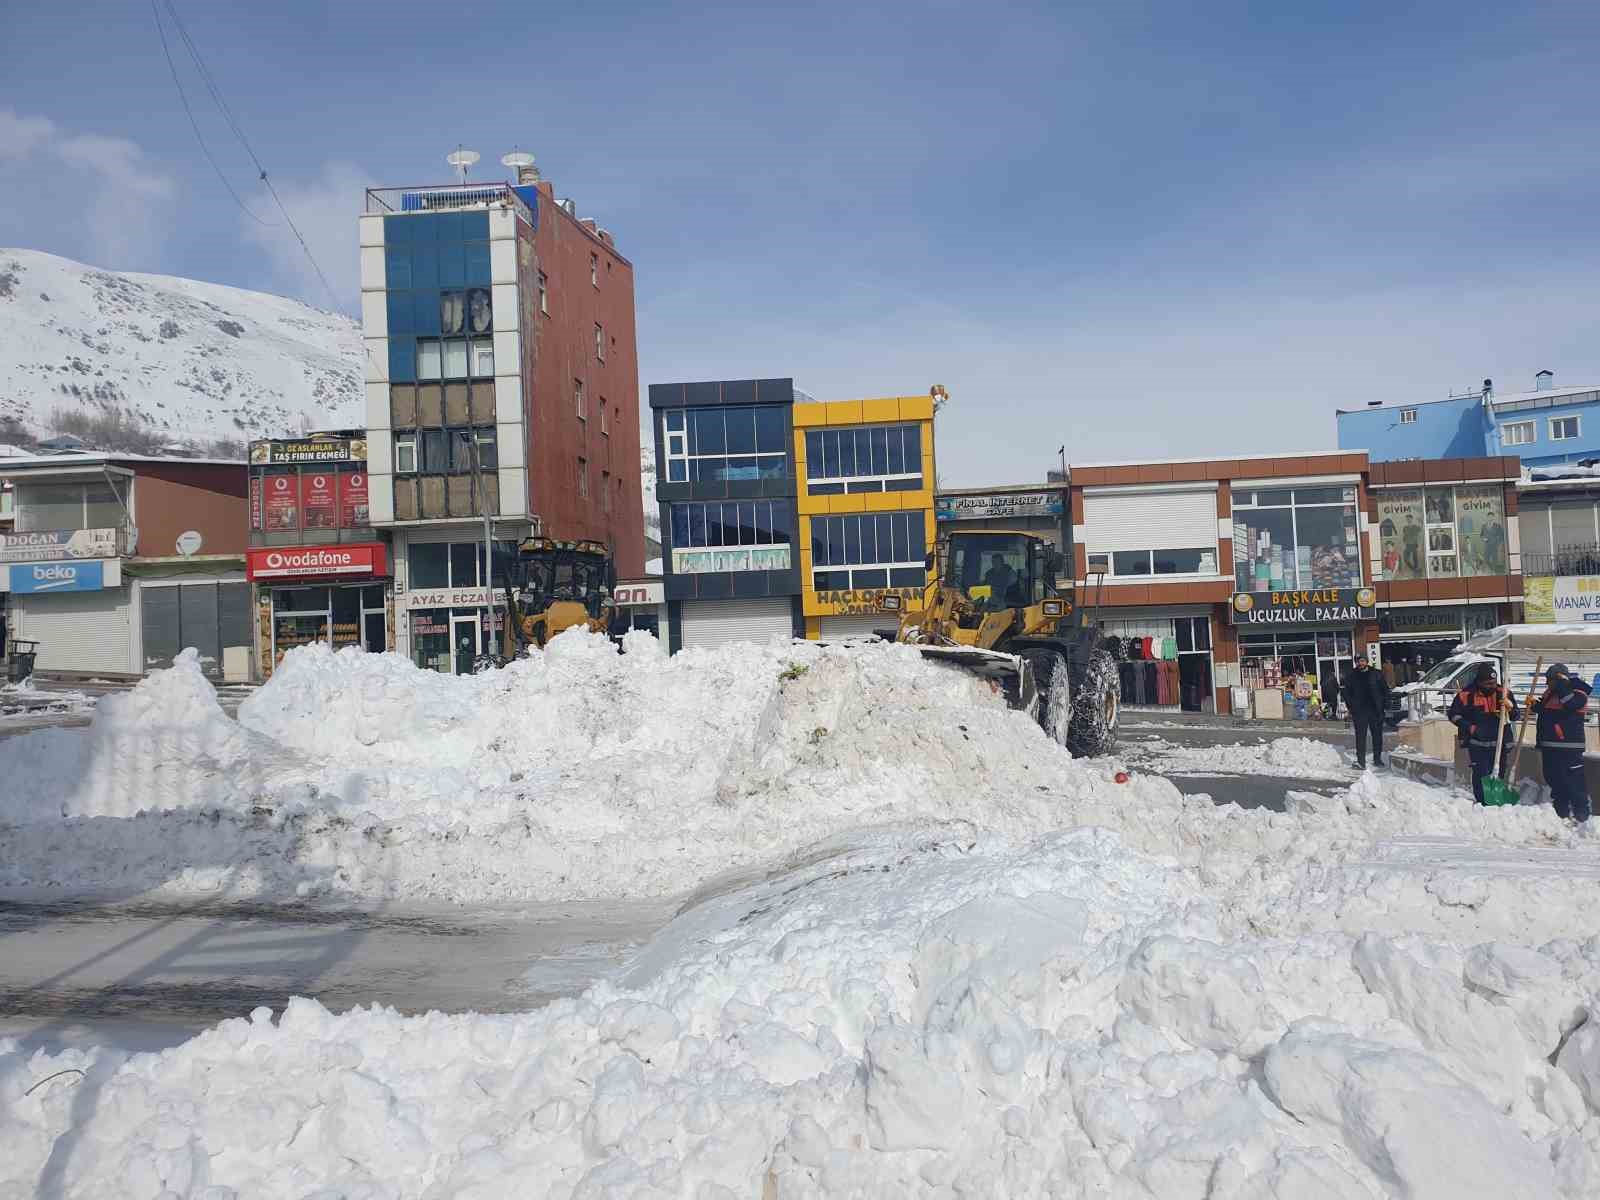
<box><xmin>447</xmin><ymin>145</ymin><xmax>480</xmax><ymax>184</ymax></box>
<box><xmin>501</xmin><ymin>149</ymin><xmax>538</xmax><ymax>185</ymax></box>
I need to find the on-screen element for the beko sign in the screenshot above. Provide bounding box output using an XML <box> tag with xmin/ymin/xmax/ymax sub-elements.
<box><xmin>246</xmin><ymin>544</ymin><xmax>388</xmax><ymax>580</ymax></box>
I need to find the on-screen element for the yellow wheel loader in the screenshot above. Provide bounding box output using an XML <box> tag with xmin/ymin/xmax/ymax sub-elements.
<box><xmin>482</xmin><ymin>537</ymin><xmax>616</xmax><ymax>666</ymax></box>
<box><xmin>880</xmin><ymin>528</ymin><xmax>1119</xmax><ymax>757</ymax></box>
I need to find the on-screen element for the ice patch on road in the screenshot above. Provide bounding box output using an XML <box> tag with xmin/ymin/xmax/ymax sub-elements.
<box><xmin>1124</xmin><ymin>733</ymin><xmax>1353</xmax><ymax>778</ymax></box>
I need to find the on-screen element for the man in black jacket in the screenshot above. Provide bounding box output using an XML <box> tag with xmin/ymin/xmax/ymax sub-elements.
<box><xmin>1343</xmin><ymin>658</ymin><xmax>1389</xmax><ymax>769</ymax></box>
<box><xmin>1536</xmin><ymin>662</ymin><xmax>1592</xmax><ymax>824</ymax></box>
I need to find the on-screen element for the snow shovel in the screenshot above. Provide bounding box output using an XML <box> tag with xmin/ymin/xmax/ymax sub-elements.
<box><xmin>1481</xmin><ymin>659</ymin><xmax>1536</xmax><ymax>807</ymax></box>
<box><xmin>1491</xmin><ymin>656</ymin><xmax>1544</xmax><ymax>807</ymax></box>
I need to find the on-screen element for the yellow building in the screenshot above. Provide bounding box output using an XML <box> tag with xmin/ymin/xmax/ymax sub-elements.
<box><xmin>793</xmin><ymin>394</ymin><xmax>937</xmax><ymax>638</ymax></box>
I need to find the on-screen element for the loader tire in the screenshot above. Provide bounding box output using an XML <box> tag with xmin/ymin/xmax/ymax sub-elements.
<box><xmin>1021</xmin><ymin>647</ymin><xmax>1072</xmax><ymax>749</ymax></box>
<box><xmin>1065</xmin><ymin>647</ymin><xmax>1119</xmax><ymax>758</ymax></box>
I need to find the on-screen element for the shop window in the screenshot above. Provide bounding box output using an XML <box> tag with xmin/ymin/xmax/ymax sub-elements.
<box><xmin>1233</xmin><ymin>486</ymin><xmax>1361</xmax><ymax>592</ymax></box>
<box><xmin>450</xmin><ymin>542</ymin><xmax>480</xmax><ymax>589</ymax></box>
<box><xmin>14</xmin><ymin>479</ymin><xmax>128</xmax><ymax>533</ymax></box>
<box><xmin>1503</xmin><ymin>420</ymin><xmax>1535</xmax><ymax>447</ymax></box>
<box><xmin>669</xmin><ymin>500</ymin><xmax>794</xmax><ymax>573</ymax></box>
<box><xmin>810</xmin><ymin>512</ymin><xmax>926</xmax><ymax>591</ymax></box>
<box><xmin>1376</xmin><ymin>484</ymin><xmax>1507</xmax><ymax>580</ymax></box>
<box><xmin>409</xmin><ymin>543</ymin><xmax>448</xmax><ymax>588</ymax></box>
<box><xmin>663</xmin><ymin>405</ymin><xmax>788</xmax><ymax>483</ymax></box>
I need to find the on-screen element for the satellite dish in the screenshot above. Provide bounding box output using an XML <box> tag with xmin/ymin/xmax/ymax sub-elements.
<box><xmin>176</xmin><ymin>530</ymin><xmax>203</xmax><ymax>557</ymax></box>
<box><xmin>502</xmin><ymin>149</ymin><xmax>538</xmax><ymax>185</ymax></box>
<box><xmin>447</xmin><ymin>146</ymin><xmax>480</xmax><ymax>183</ymax></box>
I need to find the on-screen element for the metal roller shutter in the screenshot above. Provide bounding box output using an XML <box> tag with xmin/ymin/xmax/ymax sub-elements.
<box><xmin>816</xmin><ymin>613</ymin><xmax>895</xmax><ymax>641</ymax></box>
<box><xmin>679</xmin><ymin>597</ymin><xmax>794</xmax><ymax>650</ymax></box>
<box><xmin>12</xmin><ymin>587</ymin><xmax>135</xmax><ymax>675</ymax></box>
<box><xmin>1083</xmin><ymin>488</ymin><xmax>1218</xmax><ymax>555</ymax></box>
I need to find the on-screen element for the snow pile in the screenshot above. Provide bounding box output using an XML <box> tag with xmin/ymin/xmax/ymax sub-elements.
<box><xmin>2</xmin><ymin>649</ymin><xmax>278</xmax><ymax>825</ymax></box>
<box><xmin>5</xmin><ymin>818</ymin><xmax>1600</xmax><ymax>1197</ymax></box>
<box><xmin>1123</xmin><ymin>734</ymin><xmax>1352</xmax><ymax>779</ymax></box>
<box><xmin>1</xmin><ymin>633</ymin><xmax>1154</xmax><ymax>901</ymax></box>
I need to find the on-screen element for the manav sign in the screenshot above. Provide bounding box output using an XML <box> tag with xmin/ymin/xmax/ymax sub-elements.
<box><xmin>1524</xmin><ymin>576</ymin><xmax>1600</xmax><ymax>624</ymax></box>
<box><xmin>1231</xmin><ymin>587</ymin><xmax>1377</xmax><ymax>626</ymax></box>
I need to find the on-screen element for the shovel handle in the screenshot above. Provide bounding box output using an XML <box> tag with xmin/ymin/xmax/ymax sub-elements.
<box><xmin>1508</xmin><ymin>656</ymin><xmax>1543</xmax><ymax>779</ymax></box>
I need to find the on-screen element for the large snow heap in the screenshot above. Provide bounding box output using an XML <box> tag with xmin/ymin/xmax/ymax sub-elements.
<box><xmin>5</xmin><ymin>633</ymin><xmax>1600</xmax><ymax>1196</ymax></box>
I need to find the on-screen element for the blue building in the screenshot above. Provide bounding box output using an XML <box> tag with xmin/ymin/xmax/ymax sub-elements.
<box><xmin>1337</xmin><ymin>372</ymin><xmax>1600</xmax><ymax>468</ymax></box>
<box><xmin>649</xmin><ymin>378</ymin><xmax>805</xmax><ymax>652</ymax></box>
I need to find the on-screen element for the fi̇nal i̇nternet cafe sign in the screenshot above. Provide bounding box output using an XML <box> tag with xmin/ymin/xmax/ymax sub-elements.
<box><xmin>1231</xmin><ymin>587</ymin><xmax>1377</xmax><ymax>625</ymax></box>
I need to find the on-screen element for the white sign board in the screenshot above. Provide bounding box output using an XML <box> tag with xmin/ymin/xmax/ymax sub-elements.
<box><xmin>613</xmin><ymin>580</ymin><xmax>664</xmax><ymax>607</ymax></box>
<box><xmin>402</xmin><ymin>586</ymin><xmax>498</xmax><ymax>610</ymax></box>
<box><xmin>0</xmin><ymin>527</ymin><xmax>120</xmax><ymax>563</ymax></box>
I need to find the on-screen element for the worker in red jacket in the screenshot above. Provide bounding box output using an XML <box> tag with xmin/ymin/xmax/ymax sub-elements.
<box><xmin>1447</xmin><ymin>663</ymin><xmax>1519</xmax><ymax>805</ymax></box>
<box><xmin>1536</xmin><ymin>663</ymin><xmax>1592</xmax><ymax>825</ymax></box>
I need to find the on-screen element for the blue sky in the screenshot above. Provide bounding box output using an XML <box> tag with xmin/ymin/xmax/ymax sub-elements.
<box><xmin>3</xmin><ymin>0</ymin><xmax>1598</xmax><ymax>483</ymax></box>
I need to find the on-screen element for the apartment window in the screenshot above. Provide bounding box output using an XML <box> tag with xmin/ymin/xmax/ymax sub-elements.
<box><xmin>538</xmin><ymin>271</ymin><xmax>549</xmax><ymax>315</ymax></box>
<box><xmin>1109</xmin><ymin>548</ymin><xmax>1216</xmax><ymax>576</ymax></box>
<box><xmin>578</xmin><ymin>456</ymin><xmax>588</xmax><ymax>498</ymax></box>
<box><xmin>662</xmin><ymin>406</ymin><xmax>788</xmax><ymax>483</ymax></box>
<box><xmin>601</xmin><ymin>470</ymin><xmax>611</xmax><ymax>511</ymax></box>
<box><xmin>417</xmin><ymin>338</ymin><xmax>493</xmax><ymax>381</ymax></box>
<box><xmin>1551</xmin><ymin>415</ymin><xmax>1581</xmax><ymax>441</ymax></box>
<box><xmin>1398</xmin><ymin>408</ymin><xmax>1417</xmax><ymax>425</ymax></box>
<box><xmin>804</xmin><ymin>424</ymin><xmax>923</xmax><ymax>495</ymax></box>
<box><xmin>669</xmin><ymin>500</ymin><xmax>794</xmax><ymax>574</ymax></box>
<box><xmin>590</xmin><ymin>253</ymin><xmax>599</xmax><ymax>287</ymax></box>
<box><xmin>14</xmin><ymin>479</ymin><xmax>128</xmax><ymax>533</ymax></box>
<box><xmin>810</xmin><ymin>512</ymin><xmax>927</xmax><ymax>591</ymax></box>
<box><xmin>394</xmin><ymin>427</ymin><xmax>494</xmax><ymax>475</ymax></box>
<box><xmin>1503</xmin><ymin>420</ymin><xmax>1535</xmax><ymax>447</ymax></box>
<box><xmin>600</xmin><ymin>397</ymin><xmax>609</xmax><ymax>435</ymax></box>
<box><xmin>575</xmin><ymin>378</ymin><xmax>586</xmax><ymax>421</ymax></box>
<box><xmin>595</xmin><ymin>323</ymin><xmax>605</xmax><ymax>361</ymax></box>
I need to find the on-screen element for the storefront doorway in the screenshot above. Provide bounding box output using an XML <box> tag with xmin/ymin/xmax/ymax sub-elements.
<box><xmin>450</xmin><ymin>612</ymin><xmax>480</xmax><ymax>675</ymax></box>
<box><xmin>268</xmin><ymin>584</ymin><xmax>388</xmax><ymax>672</ymax></box>
<box><xmin>1239</xmin><ymin>629</ymin><xmax>1353</xmax><ymax>718</ymax></box>
<box><xmin>1101</xmin><ymin>613</ymin><xmax>1214</xmax><ymax>713</ymax></box>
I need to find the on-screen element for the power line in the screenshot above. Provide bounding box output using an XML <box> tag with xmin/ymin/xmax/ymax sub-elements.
<box><xmin>157</xmin><ymin>0</ymin><xmax>345</xmax><ymax>314</ymax></box>
<box><xmin>150</xmin><ymin>0</ymin><xmax>274</xmax><ymax>226</ymax></box>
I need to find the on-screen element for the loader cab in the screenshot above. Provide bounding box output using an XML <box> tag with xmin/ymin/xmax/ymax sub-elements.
<box><xmin>512</xmin><ymin>538</ymin><xmax>615</xmax><ymax>620</ymax></box>
<box><xmin>946</xmin><ymin>531</ymin><xmax>1057</xmax><ymax>612</ymax></box>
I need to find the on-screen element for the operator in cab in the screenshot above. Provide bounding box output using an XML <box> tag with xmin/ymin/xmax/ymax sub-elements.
<box><xmin>982</xmin><ymin>554</ymin><xmax>1019</xmax><ymax>608</ymax></box>
<box><xmin>1448</xmin><ymin>663</ymin><xmax>1519</xmax><ymax>805</ymax></box>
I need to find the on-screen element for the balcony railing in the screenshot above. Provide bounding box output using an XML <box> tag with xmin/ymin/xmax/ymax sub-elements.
<box><xmin>1521</xmin><ymin>544</ymin><xmax>1600</xmax><ymax>577</ymax></box>
<box><xmin>365</xmin><ymin>184</ymin><xmax>533</xmax><ymax>226</ymax></box>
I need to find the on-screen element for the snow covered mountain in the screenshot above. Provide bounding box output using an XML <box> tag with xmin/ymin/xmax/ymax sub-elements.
<box><xmin>640</xmin><ymin>440</ymin><xmax>659</xmax><ymax>542</ymax></box>
<box><xmin>0</xmin><ymin>248</ymin><xmax>362</xmax><ymax>445</ymax></box>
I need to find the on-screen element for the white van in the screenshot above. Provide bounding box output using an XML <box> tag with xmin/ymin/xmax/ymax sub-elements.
<box><xmin>1392</xmin><ymin>624</ymin><xmax>1600</xmax><ymax>725</ymax></box>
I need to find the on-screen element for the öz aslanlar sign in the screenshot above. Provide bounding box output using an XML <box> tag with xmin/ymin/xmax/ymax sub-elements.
<box><xmin>1231</xmin><ymin>587</ymin><xmax>1376</xmax><ymax>625</ymax></box>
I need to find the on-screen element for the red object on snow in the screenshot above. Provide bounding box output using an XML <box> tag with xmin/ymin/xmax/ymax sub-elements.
<box><xmin>1114</xmin><ymin>771</ymin><xmax>1130</xmax><ymax>784</ymax></box>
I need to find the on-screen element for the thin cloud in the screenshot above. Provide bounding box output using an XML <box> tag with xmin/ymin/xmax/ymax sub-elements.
<box><xmin>0</xmin><ymin>108</ymin><xmax>174</xmax><ymax>268</ymax></box>
<box><xmin>239</xmin><ymin>161</ymin><xmax>371</xmax><ymax>314</ymax></box>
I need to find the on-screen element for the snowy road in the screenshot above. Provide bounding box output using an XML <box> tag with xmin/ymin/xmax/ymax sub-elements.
<box><xmin>0</xmin><ymin>897</ymin><xmax>667</xmax><ymax>1056</ymax></box>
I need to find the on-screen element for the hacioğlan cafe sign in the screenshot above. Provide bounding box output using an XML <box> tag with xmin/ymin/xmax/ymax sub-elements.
<box><xmin>1231</xmin><ymin>587</ymin><xmax>1377</xmax><ymax>625</ymax></box>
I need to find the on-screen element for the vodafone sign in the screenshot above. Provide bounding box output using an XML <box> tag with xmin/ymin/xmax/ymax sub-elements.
<box><xmin>247</xmin><ymin>543</ymin><xmax>388</xmax><ymax>581</ymax></box>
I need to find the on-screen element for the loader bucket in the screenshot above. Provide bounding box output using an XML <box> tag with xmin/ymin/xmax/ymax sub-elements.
<box><xmin>912</xmin><ymin>645</ymin><xmax>1038</xmax><ymax>719</ymax></box>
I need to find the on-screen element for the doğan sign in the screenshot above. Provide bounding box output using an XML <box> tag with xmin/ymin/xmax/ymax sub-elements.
<box><xmin>1231</xmin><ymin>587</ymin><xmax>1377</xmax><ymax>626</ymax></box>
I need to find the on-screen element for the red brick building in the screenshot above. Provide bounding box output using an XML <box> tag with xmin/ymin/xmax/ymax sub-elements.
<box><xmin>359</xmin><ymin>167</ymin><xmax>644</xmax><ymax>669</ymax></box>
